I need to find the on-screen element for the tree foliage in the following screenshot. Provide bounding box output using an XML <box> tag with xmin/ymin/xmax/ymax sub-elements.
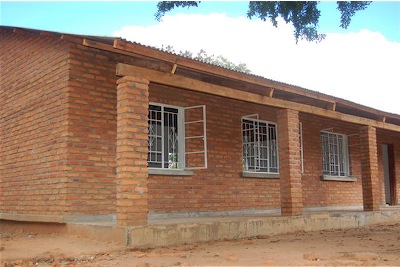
<box><xmin>161</xmin><ymin>45</ymin><xmax>251</xmax><ymax>73</ymax></box>
<box><xmin>247</xmin><ymin>1</ymin><xmax>324</xmax><ymax>42</ymax></box>
<box><xmin>155</xmin><ymin>1</ymin><xmax>371</xmax><ymax>43</ymax></box>
<box><xmin>336</xmin><ymin>1</ymin><xmax>371</xmax><ymax>29</ymax></box>
<box><xmin>155</xmin><ymin>1</ymin><xmax>200</xmax><ymax>21</ymax></box>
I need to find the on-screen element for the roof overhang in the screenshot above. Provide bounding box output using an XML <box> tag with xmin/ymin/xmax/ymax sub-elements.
<box><xmin>4</xmin><ymin>26</ymin><xmax>400</xmax><ymax>132</ymax></box>
<box><xmin>116</xmin><ymin>63</ymin><xmax>400</xmax><ymax>133</ymax></box>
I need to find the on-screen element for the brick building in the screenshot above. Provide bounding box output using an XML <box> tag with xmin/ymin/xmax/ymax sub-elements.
<box><xmin>1</xmin><ymin>26</ymin><xmax>399</xmax><ymax>228</ymax></box>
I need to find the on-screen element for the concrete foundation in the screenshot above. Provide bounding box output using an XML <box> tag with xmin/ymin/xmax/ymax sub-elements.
<box><xmin>1</xmin><ymin>209</ymin><xmax>400</xmax><ymax>247</ymax></box>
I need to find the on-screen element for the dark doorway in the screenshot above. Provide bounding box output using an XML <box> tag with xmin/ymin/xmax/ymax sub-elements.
<box><xmin>382</xmin><ymin>144</ymin><xmax>396</xmax><ymax>205</ymax></box>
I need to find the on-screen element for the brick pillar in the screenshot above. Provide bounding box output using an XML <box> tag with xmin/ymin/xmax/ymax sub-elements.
<box><xmin>116</xmin><ymin>76</ymin><xmax>149</xmax><ymax>226</ymax></box>
<box><xmin>359</xmin><ymin>125</ymin><xmax>380</xmax><ymax>211</ymax></box>
<box><xmin>277</xmin><ymin>109</ymin><xmax>303</xmax><ymax>216</ymax></box>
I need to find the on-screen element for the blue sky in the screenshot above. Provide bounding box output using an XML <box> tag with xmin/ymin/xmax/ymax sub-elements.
<box><xmin>1</xmin><ymin>1</ymin><xmax>400</xmax><ymax>114</ymax></box>
<box><xmin>1</xmin><ymin>1</ymin><xmax>399</xmax><ymax>41</ymax></box>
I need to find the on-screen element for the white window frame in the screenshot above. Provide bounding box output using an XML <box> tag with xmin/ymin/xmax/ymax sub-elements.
<box><xmin>320</xmin><ymin>131</ymin><xmax>350</xmax><ymax>177</ymax></box>
<box><xmin>242</xmin><ymin>115</ymin><xmax>279</xmax><ymax>174</ymax></box>
<box><xmin>184</xmin><ymin>105</ymin><xmax>208</xmax><ymax>170</ymax></box>
<box><xmin>148</xmin><ymin>103</ymin><xmax>208</xmax><ymax>174</ymax></box>
<box><xmin>148</xmin><ymin>103</ymin><xmax>185</xmax><ymax>170</ymax></box>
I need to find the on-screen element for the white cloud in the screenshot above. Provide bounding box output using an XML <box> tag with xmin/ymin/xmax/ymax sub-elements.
<box><xmin>113</xmin><ymin>13</ymin><xmax>400</xmax><ymax>114</ymax></box>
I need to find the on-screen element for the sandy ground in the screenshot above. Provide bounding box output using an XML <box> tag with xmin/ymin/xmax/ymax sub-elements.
<box><xmin>1</xmin><ymin>221</ymin><xmax>400</xmax><ymax>266</ymax></box>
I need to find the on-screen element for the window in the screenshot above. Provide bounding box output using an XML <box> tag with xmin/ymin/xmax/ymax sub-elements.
<box><xmin>148</xmin><ymin>103</ymin><xmax>208</xmax><ymax>171</ymax></box>
<box><xmin>148</xmin><ymin>104</ymin><xmax>184</xmax><ymax>169</ymax></box>
<box><xmin>242</xmin><ymin>117</ymin><xmax>278</xmax><ymax>173</ymax></box>
<box><xmin>320</xmin><ymin>131</ymin><xmax>350</xmax><ymax>177</ymax></box>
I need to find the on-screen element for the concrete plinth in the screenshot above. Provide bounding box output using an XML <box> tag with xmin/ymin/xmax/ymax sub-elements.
<box><xmin>126</xmin><ymin>209</ymin><xmax>400</xmax><ymax>247</ymax></box>
<box><xmin>2</xmin><ymin>209</ymin><xmax>400</xmax><ymax>247</ymax></box>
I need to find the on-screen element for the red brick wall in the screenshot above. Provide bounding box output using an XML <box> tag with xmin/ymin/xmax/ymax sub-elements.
<box><xmin>0</xmin><ymin>29</ymin><xmax>70</xmax><ymax>216</ymax></box>
<box><xmin>63</xmin><ymin>45</ymin><xmax>282</xmax><ymax>215</ymax></box>
<box><xmin>116</xmin><ymin>76</ymin><xmax>150</xmax><ymax>226</ymax></box>
<box><xmin>148</xmin><ymin>84</ymin><xmax>281</xmax><ymax>214</ymax></box>
<box><xmin>64</xmin><ymin>43</ymin><xmax>120</xmax><ymax>215</ymax></box>
<box><xmin>0</xmin><ymin>30</ymin><xmax>121</xmax><ymax>217</ymax></box>
<box><xmin>300</xmin><ymin>113</ymin><xmax>364</xmax><ymax>208</ymax></box>
<box><xmin>277</xmin><ymin>109</ymin><xmax>303</xmax><ymax>216</ymax></box>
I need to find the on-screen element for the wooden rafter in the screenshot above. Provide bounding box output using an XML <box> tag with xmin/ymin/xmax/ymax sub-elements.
<box><xmin>329</xmin><ymin>102</ymin><xmax>337</xmax><ymax>111</ymax></box>
<box><xmin>171</xmin><ymin>63</ymin><xmax>178</xmax><ymax>75</ymax></box>
<box><xmin>268</xmin><ymin>88</ymin><xmax>274</xmax><ymax>98</ymax></box>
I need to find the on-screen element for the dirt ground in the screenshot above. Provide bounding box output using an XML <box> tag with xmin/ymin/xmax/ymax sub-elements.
<box><xmin>1</xmin><ymin>221</ymin><xmax>400</xmax><ymax>267</ymax></box>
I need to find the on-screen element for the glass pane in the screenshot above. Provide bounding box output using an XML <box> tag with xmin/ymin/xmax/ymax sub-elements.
<box><xmin>148</xmin><ymin>104</ymin><xmax>181</xmax><ymax>169</ymax></box>
<box><xmin>242</xmin><ymin>119</ymin><xmax>278</xmax><ymax>173</ymax></box>
<box><xmin>321</xmin><ymin>132</ymin><xmax>349</xmax><ymax>176</ymax></box>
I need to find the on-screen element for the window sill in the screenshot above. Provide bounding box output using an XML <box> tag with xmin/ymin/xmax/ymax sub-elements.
<box><xmin>149</xmin><ymin>169</ymin><xmax>193</xmax><ymax>176</ymax></box>
<box><xmin>320</xmin><ymin>175</ymin><xmax>357</xmax><ymax>182</ymax></box>
<box><xmin>241</xmin><ymin>172</ymin><xmax>280</xmax><ymax>179</ymax></box>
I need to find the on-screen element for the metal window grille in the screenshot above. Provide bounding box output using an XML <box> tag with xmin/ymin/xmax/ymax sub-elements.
<box><xmin>242</xmin><ymin>117</ymin><xmax>278</xmax><ymax>173</ymax></box>
<box><xmin>321</xmin><ymin>131</ymin><xmax>350</xmax><ymax>176</ymax></box>
<box><xmin>148</xmin><ymin>104</ymin><xmax>183</xmax><ymax>169</ymax></box>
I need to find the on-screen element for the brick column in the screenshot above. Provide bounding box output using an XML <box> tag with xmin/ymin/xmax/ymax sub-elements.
<box><xmin>116</xmin><ymin>76</ymin><xmax>149</xmax><ymax>226</ymax></box>
<box><xmin>277</xmin><ymin>109</ymin><xmax>303</xmax><ymax>216</ymax></box>
<box><xmin>359</xmin><ymin>125</ymin><xmax>380</xmax><ymax>211</ymax></box>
